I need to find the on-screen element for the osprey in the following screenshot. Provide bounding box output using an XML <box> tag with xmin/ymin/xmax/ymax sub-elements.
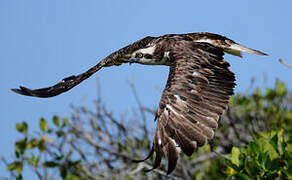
<box><xmin>12</xmin><ymin>32</ymin><xmax>267</xmax><ymax>174</ymax></box>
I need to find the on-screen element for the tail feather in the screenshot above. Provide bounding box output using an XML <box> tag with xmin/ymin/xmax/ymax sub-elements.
<box><xmin>193</xmin><ymin>33</ymin><xmax>268</xmax><ymax>57</ymax></box>
<box><xmin>225</xmin><ymin>43</ymin><xmax>268</xmax><ymax>57</ymax></box>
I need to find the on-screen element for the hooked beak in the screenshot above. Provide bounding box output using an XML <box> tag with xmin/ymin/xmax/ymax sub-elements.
<box><xmin>129</xmin><ymin>57</ymin><xmax>139</xmax><ymax>64</ymax></box>
<box><xmin>119</xmin><ymin>54</ymin><xmax>139</xmax><ymax>65</ymax></box>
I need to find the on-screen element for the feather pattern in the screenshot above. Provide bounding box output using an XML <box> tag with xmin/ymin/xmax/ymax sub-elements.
<box><xmin>146</xmin><ymin>41</ymin><xmax>236</xmax><ymax>174</ymax></box>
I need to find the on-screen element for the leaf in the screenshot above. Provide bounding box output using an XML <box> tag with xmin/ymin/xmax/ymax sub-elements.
<box><xmin>258</xmin><ymin>138</ymin><xmax>278</xmax><ymax>160</ymax></box>
<box><xmin>53</xmin><ymin>115</ymin><xmax>60</xmax><ymax>127</ymax></box>
<box><xmin>258</xmin><ymin>151</ymin><xmax>268</xmax><ymax>169</ymax></box>
<box><xmin>26</xmin><ymin>139</ymin><xmax>40</xmax><ymax>149</ymax></box>
<box><xmin>28</xmin><ymin>156</ymin><xmax>39</xmax><ymax>167</ymax></box>
<box><xmin>276</xmin><ymin>81</ymin><xmax>287</xmax><ymax>97</ymax></box>
<box><xmin>244</xmin><ymin>156</ymin><xmax>262</xmax><ymax>177</ymax></box>
<box><xmin>265</xmin><ymin>88</ymin><xmax>276</xmax><ymax>101</ymax></box>
<box><xmin>7</xmin><ymin>161</ymin><xmax>17</xmax><ymax>171</ymax></box>
<box><xmin>7</xmin><ymin>161</ymin><xmax>23</xmax><ymax>174</ymax></box>
<box><xmin>286</xmin><ymin>143</ymin><xmax>292</xmax><ymax>156</ymax></box>
<box><xmin>61</xmin><ymin>117</ymin><xmax>69</xmax><ymax>128</ymax></box>
<box><xmin>38</xmin><ymin>139</ymin><xmax>46</xmax><ymax>152</ymax></box>
<box><xmin>15</xmin><ymin>151</ymin><xmax>20</xmax><ymax>158</ymax></box>
<box><xmin>265</xmin><ymin>155</ymin><xmax>273</xmax><ymax>170</ymax></box>
<box><xmin>43</xmin><ymin>161</ymin><xmax>59</xmax><ymax>168</ymax></box>
<box><xmin>269</xmin><ymin>134</ymin><xmax>278</xmax><ymax>152</ymax></box>
<box><xmin>15</xmin><ymin>138</ymin><xmax>27</xmax><ymax>155</ymax></box>
<box><xmin>56</xmin><ymin>130</ymin><xmax>64</xmax><ymax>137</ymax></box>
<box><xmin>225</xmin><ymin>159</ymin><xmax>240</xmax><ymax>171</ymax></box>
<box><xmin>39</xmin><ymin>118</ymin><xmax>48</xmax><ymax>132</ymax></box>
<box><xmin>247</xmin><ymin>141</ymin><xmax>259</xmax><ymax>156</ymax></box>
<box><xmin>285</xmin><ymin>112</ymin><xmax>292</xmax><ymax>121</ymax></box>
<box><xmin>233</xmin><ymin>173</ymin><xmax>252</xmax><ymax>180</ymax></box>
<box><xmin>16</xmin><ymin>122</ymin><xmax>28</xmax><ymax>134</ymax></box>
<box><xmin>269</xmin><ymin>158</ymin><xmax>281</xmax><ymax>171</ymax></box>
<box><xmin>231</xmin><ymin>147</ymin><xmax>240</xmax><ymax>167</ymax></box>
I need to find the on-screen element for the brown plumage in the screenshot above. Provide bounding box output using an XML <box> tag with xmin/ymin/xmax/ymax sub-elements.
<box><xmin>11</xmin><ymin>32</ymin><xmax>268</xmax><ymax>174</ymax></box>
<box><xmin>142</xmin><ymin>42</ymin><xmax>236</xmax><ymax>174</ymax></box>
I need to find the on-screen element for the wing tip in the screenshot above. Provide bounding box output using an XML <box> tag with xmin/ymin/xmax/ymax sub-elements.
<box><xmin>251</xmin><ymin>49</ymin><xmax>269</xmax><ymax>56</ymax></box>
<box><xmin>132</xmin><ymin>146</ymin><xmax>154</xmax><ymax>163</ymax></box>
<box><xmin>11</xmin><ymin>86</ymin><xmax>30</xmax><ymax>96</ymax></box>
<box><xmin>167</xmin><ymin>165</ymin><xmax>176</xmax><ymax>175</ymax></box>
<box><xmin>11</xmin><ymin>88</ymin><xmax>19</xmax><ymax>93</ymax></box>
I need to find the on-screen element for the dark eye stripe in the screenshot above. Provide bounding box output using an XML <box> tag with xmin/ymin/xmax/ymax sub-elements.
<box><xmin>144</xmin><ymin>54</ymin><xmax>153</xmax><ymax>59</ymax></box>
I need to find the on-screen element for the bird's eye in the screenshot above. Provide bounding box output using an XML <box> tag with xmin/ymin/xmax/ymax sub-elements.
<box><xmin>135</xmin><ymin>53</ymin><xmax>143</xmax><ymax>58</ymax></box>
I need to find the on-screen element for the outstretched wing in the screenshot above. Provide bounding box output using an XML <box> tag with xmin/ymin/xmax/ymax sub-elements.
<box><xmin>144</xmin><ymin>42</ymin><xmax>236</xmax><ymax>174</ymax></box>
<box><xmin>11</xmin><ymin>36</ymin><xmax>155</xmax><ymax>97</ymax></box>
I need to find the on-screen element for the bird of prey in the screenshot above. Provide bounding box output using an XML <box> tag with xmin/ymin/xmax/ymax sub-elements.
<box><xmin>12</xmin><ymin>32</ymin><xmax>268</xmax><ymax>174</ymax></box>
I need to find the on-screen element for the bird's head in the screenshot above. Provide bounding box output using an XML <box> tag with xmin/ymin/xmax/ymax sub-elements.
<box><xmin>129</xmin><ymin>45</ymin><xmax>168</xmax><ymax>65</ymax></box>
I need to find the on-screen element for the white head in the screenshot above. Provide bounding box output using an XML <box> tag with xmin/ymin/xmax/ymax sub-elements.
<box><xmin>130</xmin><ymin>46</ymin><xmax>156</xmax><ymax>64</ymax></box>
<box><xmin>129</xmin><ymin>45</ymin><xmax>170</xmax><ymax>65</ymax></box>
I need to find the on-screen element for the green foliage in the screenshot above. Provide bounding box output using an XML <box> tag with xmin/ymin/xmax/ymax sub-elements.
<box><xmin>6</xmin><ymin>116</ymin><xmax>82</xmax><ymax>179</ymax></box>
<box><xmin>7</xmin><ymin>161</ymin><xmax>23</xmax><ymax>174</ymax></box>
<box><xmin>39</xmin><ymin>118</ymin><xmax>49</xmax><ymax>132</ymax></box>
<box><xmin>53</xmin><ymin>115</ymin><xmax>60</xmax><ymax>127</ymax></box>
<box><xmin>194</xmin><ymin>81</ymin><xmax>292</xmax><ymax>180</ymax></box>
<box><xmin>226</xmin><ymin>131</ymin><xmax>292</xmax><ymax>179</ymax></box>
<box><xmin>231</xmin><ymin>147</ymin><xmax>240</xmax><ymax>167</ymax></box>
<box><xmin>16</xmin><ymin>122</ymin><xmax>28</xmax><ymax>134</ymax></box>
<box><xmin>230</xmin><ymin>81</ymin><xmax>292</xmax><ymax>133</ymax></box>
<box><xmin>4</xmin><ymin>80</ymin><xmax>292</xmax><ymax>179</ymax></box>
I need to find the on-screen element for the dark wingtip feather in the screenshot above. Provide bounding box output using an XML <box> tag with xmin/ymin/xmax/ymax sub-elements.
<box><xmin>144</xmin><ymin>167</ymin><xmax>155</xmax><ymax>173</ymax></box>
<box><xmin>259</xmin><ymin>51</ymin><xmax>269</xmax><ymax>56</ymax></box>
<box><xmin>140</xmin><ymin>145</ymin><xmax>163</xmax><ymax>173</ymax></box>
<box><xmin>166</xmin><ymin>139</ymin><xmax>179</xmax><ymax>175</ymax></box>
<box><xmin>174</xmin><ymin>132</ymin><xmax>196</xmax><ymax>156</ymax></box>
<box><xmin>11</xmin><ymin>88</ymin><xmax>21</xmax><ymax>94</ymax></box>
<box><xmin>251</xmin><ymin>49</ymin><xmax>269</xmax><ymax>56</ymax></box>
<box><xmin>11</xmin><ymin>86</ymin><xmax>31</xmax><ymax>96</ymax></box>
<box><xmin>132</xmin><ymin>146</ymin><xmax>154</xmax><ymax>163</ymax></box>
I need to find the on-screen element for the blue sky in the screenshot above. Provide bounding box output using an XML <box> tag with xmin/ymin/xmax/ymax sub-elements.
<box><xmin>1</xmin><ymin>0</ymin><xmax>291</xmax><ymax>178</ymax></box>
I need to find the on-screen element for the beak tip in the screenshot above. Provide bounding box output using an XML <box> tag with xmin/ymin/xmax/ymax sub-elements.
<box><xmin>129</xmin><ymin>57</ymin><xmax>139</xmax><ymax>64</ymax></box>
